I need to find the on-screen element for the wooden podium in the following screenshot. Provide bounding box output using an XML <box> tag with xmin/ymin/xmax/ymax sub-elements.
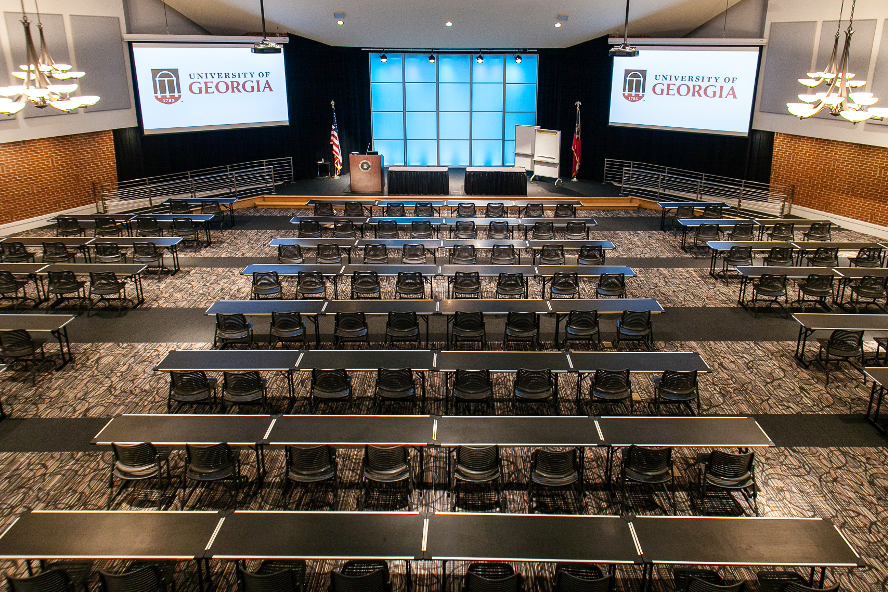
<box><xmin>349</xmin><ymin>154</ymin><xmax>384</xmax><ymax>193</ymax></box>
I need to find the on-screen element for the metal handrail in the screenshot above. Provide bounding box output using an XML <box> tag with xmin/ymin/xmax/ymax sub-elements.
<box><xmin>604</xmin><ymin>159</ymin><xmax>793</xmax><ymax>216</ymax></box>
<box><xmin>95</xmin><ymin>157</ymin><xmax>293</xmax><ymax>213</ymax></box>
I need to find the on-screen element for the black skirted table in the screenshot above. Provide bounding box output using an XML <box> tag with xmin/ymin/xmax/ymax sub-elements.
<box><xmin>464</xmin><ymin>167</ymin><xmax>527</xmax><ymax>196</ymax></box>
<box><xmin>388</xmin><ymin>167</ymin><xmax>449</xmax><ymax>195</ymax></box>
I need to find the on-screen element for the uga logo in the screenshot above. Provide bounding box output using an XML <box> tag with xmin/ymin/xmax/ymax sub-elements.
<box><xmin>622</xmin><ymin>69</ymin><xmax>646</xmax><ymax>102</ymax></box>
<box><xmin>151</xmin><ymin>69</ymin><xmax>182</xmax><ymax>104</ymax></box>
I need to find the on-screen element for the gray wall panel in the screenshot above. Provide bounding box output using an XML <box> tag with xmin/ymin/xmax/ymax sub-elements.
<box><xmin>3</xmin><ymin>12</ymin><xmax>72</xmax><ymax>119</ymax></box>
<box><xmin>812</xmin><ymin>19</ymin><xmax>877</xmax><ymax>120</ymax></box>
<box><xmin>69</xmin><ymin>15</ymin><xmax>131</xmax><ymax>112</ymax></box>
<box><xmin>868</xmin><ymin>20</ymin><xmax>888</xmax><ymax>127</ymax></box>
<box><xmin>759</xmin><ymin>21</ymin><xmax>817</xmax><ymax>114</ymax></box>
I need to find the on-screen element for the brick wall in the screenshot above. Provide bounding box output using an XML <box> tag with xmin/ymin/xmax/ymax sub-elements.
<box><xmin>770</xmin><ymin>132</ymin><xmax>888</xmax><ymax>226</ymax></box>
<box><xmin>0</xmin><ymin>130</ymin><xmax>117</xmax><ymax>225</ymax></box>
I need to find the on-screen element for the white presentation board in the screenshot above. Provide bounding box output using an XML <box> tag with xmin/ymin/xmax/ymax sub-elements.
<box><xmin>608</xmin><ymin>46</ymin><xmax>760</xmax><ymax>136</ymax></box>
<box><xmin>532</xmin><ymin>128</ymin><xmax>561</xmax><ymax>184</ymax></box>
<box><xmin>132</xmin><ymin>43</ymin><xmax>289</xmax><ymax>134</ymax></box>
<box><xmin>515</xmin><ymin>125</ymin><xmax>539</xmax><ymax>170</ymax></box>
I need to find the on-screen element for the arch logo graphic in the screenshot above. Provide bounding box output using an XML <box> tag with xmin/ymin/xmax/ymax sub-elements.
<box><xmin>622</xmin><ymin>69</ymin><xmax>646</xmax><ymax>102</ymax></box>
<box><xmin>151</xmin><ymin>69</ymin><xmax>181</xmax><ymax>104</ymax></box>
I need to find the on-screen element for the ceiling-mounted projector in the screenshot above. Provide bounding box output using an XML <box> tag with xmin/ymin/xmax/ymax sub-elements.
<box><xmin>252</xmin><ymin>40</ymin><xmax>282</xmax><ymax>54</ymax></box>
<box><xmin>609</xmin><ymin>44</ymin><xmax>639</xmax><ymax>57</ymax></box>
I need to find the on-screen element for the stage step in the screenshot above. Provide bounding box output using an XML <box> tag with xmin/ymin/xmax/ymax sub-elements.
<box><xmin>242</xmin><ymin>195</ymin><xmax>656</xmax><ymax>210</ymax></box>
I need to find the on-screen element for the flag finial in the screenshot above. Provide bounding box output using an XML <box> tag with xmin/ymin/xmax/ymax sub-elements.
<box><xmin>331</xmin><ymin>100</ymin><xmax>335</xmax><ymax>108</ymax></box>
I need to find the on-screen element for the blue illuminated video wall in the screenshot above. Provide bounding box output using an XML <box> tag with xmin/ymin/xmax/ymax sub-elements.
<box><xmin>370</xmin><ymin>53</ymin><xmax>538</xmax><ymax>167</ymax></box>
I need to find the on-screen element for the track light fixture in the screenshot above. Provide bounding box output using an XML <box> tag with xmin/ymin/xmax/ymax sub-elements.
<box><xmin>428</xmin><ymin>54</ymin><xmax>436</xmax><ymax>63</ymax></box>
<box><xmin>380</xmin><ymin>53</ymin><xmax>387</xmax><ymax>63</ymax></box>
<box><xmin>476</xmin><ymin>54</ymin><xmax>483</xmax><ymax>64</ymax></box>
<box><xmin>515</xmin><ymin>55</ymin><xmax>522</xmax><ymax>64</ymax></box>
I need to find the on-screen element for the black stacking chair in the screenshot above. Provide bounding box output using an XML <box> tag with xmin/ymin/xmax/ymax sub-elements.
<box><xmin>491</xmin><ymin>244</ymin><xmax>517</xmax><ymax>265</ymax></box>
<box><xmin>697</xmin><ymin>450</ymin><xmax>758</xmax><ymax>515</ymax></box>
<box><xmin>411</xmin><ymin>220</ymin><xmax>434</xmax><ymax>239</ymax></box>
<box><xmin>451</xmin><ymin>271</ymin><xmax>482</xmax><ymax>299</ymax></box>
<box><xmin>363</xmin><ymin>244</ymin><xmax>388</xmax><ymax>264</ymax></box>
<box><xmin>168</xmin><ymin>371</ymin><xmax>217</xmax><ymax>411</ymax></box>
<box><xmin>615</xmin><ymin>310</ymin><xmax>653</xmax><ymax>350</ymax></box>
<box><xmin>345</xmin><ymin>202</ymin><xmax>366</xmax><ymax>217</ymax></box>
<box><xmin>43</xmin><ymin>241</ymin><xmax>77</xmax><ymax>263</ymax></box>
<box><xmin>278</xmin><ymin>244</ymin><xmax>304</xmax><ymax>264</ymax></box>
<box><xmin>214</xmin><ymin>313</ymin><xmax>253</xmax><ymax>348</ymax></box>
<box><xmin>386</xmin><ymin>203</ymin><xmax>406</xmax><ymax>217</ymax></box>
<box><xmin>538</xmin><ymin>245</ymin><xmax>565</xmax><ymax>265</ymax></box>
<box><xmin>816</xmin><ymin>329</ymin><xmax>864</xmax><ymax>385</ymax></box>
<box><xmin>503</xmin><ymin>311</ymin><xmax>539</xmax><ymax>350</ymax></box>
<box><xmin>361</xmin><ymin>444</ymin><xmax>413</xmax><ymax>509</ymax></box>
<box><xmin>284</xmin><ymin>445</ymin><xmax>338</xmax><ymax>505</ymax></box>
<box><xmin>451</xmin><ymin>445</ymin><xmax>503</xmax><ymax>511</ymax></box>
<box><xmin>562</xmin><ymin>310</ymin><xmax>600</xmax><ymax>350</ymax></box>
<box><xmin>802</xmin><ymin>221</ymin><xmax>832</xmax><ymax>241</ymax></box>
<box><xmin>449</xmin><ymin>369</ymin><xmax>493</xmax><ymax>411</ymax></box>
<box><xmin>314</xmin><ymin>203</ymin><xmax>335</xmax><ymax>216</ymax></box>
<box><xmin>513</xmin><ymin>369</ymin><xmax>557</xmax><ymax>409</ymax></box>
<box><xmin>183</xmin><ymin>443</ymin><xmax>242</xmax><ymax>508</ymax></box>
<box><xmin>108</xmin><ymin>443</ymin><xmax>172</xmax><ymax>508</ymax></box>
<box><xmin>671</xmin><ymin>206</ymin><xmax>696</xmax><ymax>232</ymax></box>
<box><xmin>454</xmin><ymin>220</ymin><xmax>477</xmax><ymax>239</ymax></box>
<box><xmin>330</xmin><ymin>561</ymin><xmax>392</xmax><ymax>592</ymax></box>
<box><xmin>550</xmin><ymin>272</ymin><xmax>579</xmax><ymax>299</ymax></box>
<box><xmin>457</xmin><ymin>203</ymin><xmax>477</xmax><ymax>218</ymax></box>
<box><xmin>727</xmin><ymin>222</ymin><xmax>755</xmax><ymax>241</ymax></box>
<box><xmin>334</xmin><ymin>312</ymin><xmax>369</xmax><ymax>347</ymax></box>
<box><xmin>795</xmin><ymin>274</ymin><xmax>834</xmax><ymax>312</ymax></box>
<box><xmin>7</xmin><ymin>569</ymin><xmax>76</xmax><ymax>592</ymax></box>
<box><xmin>554</xmin><ymin>204</ymin><xmax>576</xmax><ymax>218</ymax></box>
<box><xmin>485</xmin><ymin>203</ymin><xmax>505</xmax><ymax>218</ymax></box>
<box><xmin>0</xmin><ymin>329</ymin><xmax>46</xmax><ymax>385</ymax></box>
<box><xmin>763</xmin><ymin>247</ymin><xmax>794</xmax><ymax>266</ymax></box>
<box><xmin>588</xmin><ymin>368</ymin><xmax>632</xmax><ymax>413</ymax></box>
<box><xmin>754</xmin><ymin>572</ymin><xmax>809</xmax><ymax>592</ymax></box>
<box><xmin>750</xmin><ymin>274</ymin><xmax>788</xmax><ymax>318</ymax></box>
<box><xmin>620</xmin><ymin>445</ymin><xmax>675</xmax><ymax>514</ymax></box>
<box><xmin>805</xmin><ymin>247</ymin><xmax>839</xmax><ymax>267</ymax></box>
<box><xmin>237</xmin><ymin>563</ymin><xmax>304</xmax><ymax>592</ymax></box>
<box><xmin>553</xmin><ymin>564</ymin><xmax>613</xmax><ymax>592</ymax></box>
<box><xmin>172</xmin><ymin>218</ymin><xmax>202</xmax><ymax>249</ymax></box>
<box><xmin>564</xmin><ymin>221</ymin><xmax>587</xmax><ymax>241</ymax></box>
<box><xmin>402</xmin><ymin>244</ymin><xmax>430</xmax><ymax>267</ymax></box>
<box><xmin>46</xmin><ymin>270</ymin><xmax>88</xmax><ymax>312</ymax></box>
<box><xmin>850</xmin><ymin>247</ymin><xmax>883</xmax><ymax>268</ymax></box>
<box><xmin>94</xmin><ymin>216</ymin><xmax>123</xmax><ymax>238</ymax></box>
<box><xmin>768</xmin><ymin>222</ymin><xmax>795</xmax><ymax>241</ymax></box>
<box><xmin>700</xmin><ymin>205</ymin><xmax>723</xmax><ymax>218</ymax></box>
<box><xmin>672</xmin><ymin>570</ymin><xmax>727</xmax><ymax>592</ymax></box>
<box><xmin>654</xmin><ymin>370</ymin><xmax>699</xmax><ymax>414</ymax></box>
<box><xmin>88</xmin><ymin>271</ymin><xmax>128</xmax><ymax>317</ymax></box>
<box><xmin>693</xmin><ymin>224</ymin><xmax>721</xmax><ymax>251</ymax></box>
<box><xmin>719</xmin><ymin>246</ymin><xmax>752</xmax><ymax>280</ymax></box>
<box><xmin>95</xmin><ymin>242</ymin><xmax>126</xmax><ymax>264</ymax></box>
<box><xmin>136</xmin><ymin>217</ymin><xmax>162</xmax><ymax>237</ymax></box>
<box><xmin>488</xmin><ymin>220</ymin><xmax>511</xmax><ymax>239</ymax></box>
<box><xmin>316</xmin><ymin>244</ymin><xmax>342</xmax><ymax>264</ymax></box>
<box><xmin>528</xmin><ymin>448</ymin><xmax>582</xmax><ymax>512</ymax></box>
<box><xmin>385</xmin><ymin>311</ymin><xmax>421</xmax><ymax>347</ymax></box>
<box><xmin>531</xmin><ymin>221</ymin><xmax>555</xmax><ymax>240</ymax></box>
<box><xmin>577</xmin><ymin>245</ymin><xmax>605</xmax><ymax>266</ymax></box>
<box><xmin>334</xmin><ymin>219</ymin><xmax>356</xmax><ymax>238</ymax></box>
<box><xmin>375</xmin><ymin>220</ymin><xmax>399</xmax><ymax>239</ymax></box>
<box><xmin>523</xmin><ymin>203</ymin><xmax>544</xmax><ymax>218</ymax></box>
<box><xmin>450</xmin><ymin>244</ymin><xmax>477</xmax><ymax>265</ymax></box>
<box><xmin>596</xmin><ymin>273</ymin><xmax>626</xmax><ymax>298</ymax></box>
<box><xmin>299</xmin><ymin>220</ymin><xmax>321</xmax><ymax>238</ymax></box>
<box><xmin>295</xmin><ymin>271</ymin><xmax>327</xmax><ymax>300</ymax></box>
<box><xmin>0</xmin><ymin>270</ymin><xmax>33</xmax><ymax>308</ymax></box>
<box><xmin>221</xmin><ymin>371</ymin><xmax>268</xmax><ymax>412</ymax></box>
<box><xmin>252</xmin><ymin>271</ymin><xmax>283</xmax><ymax>299</ymax></box>
<box><xmin>463</xmin><ymin>563</ymin><xmax>521</xmax><ymax>592</ymax></box>
<box><xmin>56</xmin><ymin>216</ymin><xmax>84</xmax><ymax>237</ymax></box>
<box><xmin>351</xmin><ymin>270</ymin><xmax>381</xmax><ymax>299</ymax></box>
<box><xmin>169</xmin><ymin>200</ymin><xmax>191</xmax><ymax>214</ymax></box>
<box><xmin>310</xmin><ymin>369</ymin><xmax>352</xmax><ymax>410</ymax></box>
<box><xmin>270</xmin><ymin>311</ymin><xmax>306</xmax><ymax>349</ymax></box>
<box><xmin>374</xmin><ymin>368</ymin><xmax>423</xmax><ymax>412</ymax></box>
<box><xmin>100</xmin><ymin>564</ymin><xmax>167</xmax><ymax>592</ymax></box>
<box><xmin>496</xmin><ymin>272</ymin><xmax>525</xmax><ymax>299</ymax></box>
<box><xmin>201</xmin><ymin>201</ymin><xmax>224</xmax><ymax>230</ymax></box>
<box><xmin>396</xmin><ymin>271</ymin><xmax>426</xmax><ymax>299</ymax></box>
<box><xmin>1</xmin><ymin>241</ymin><xmax>34</xmax><ymax>263</ymax></box>
<box><xmin>448</xmin><ymin>311</ymin><xmax>486</xmax><ymax>349</ymax></box>
<box><xmin>850</xmin><ymin>276</ymin><xmax>888</xmax><ymax>313</ymax></box>
<box><xmin>414</xmin><ymin>202</ymin><xmax>435</xmax><ymax>217</ymax></box>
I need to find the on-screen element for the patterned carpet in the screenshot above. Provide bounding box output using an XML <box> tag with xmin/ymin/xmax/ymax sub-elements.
<box><xmin>1</xmin><ymin>208</ymin><xmax>887</xmax><ymax>592</ymax></box>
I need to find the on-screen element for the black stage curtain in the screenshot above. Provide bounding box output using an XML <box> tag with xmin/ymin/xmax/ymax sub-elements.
<box><xmin>113</xmin><ymin>34</ymin><xmax>372</xmax><ymax>182</ymax></box>
<box><xmin>536</xmin><ymin>36</ymin><xmax>773</xmax><ymax>183</ymax></box>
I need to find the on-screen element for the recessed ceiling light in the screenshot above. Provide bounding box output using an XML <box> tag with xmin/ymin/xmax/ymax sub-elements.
<box><xmin>554</xmin><ymin>22</ymin><xmax>562</xmax><ymax>27</ymax></box>
<box><xmin>337</xmin><ymin>19</ymin><xmax>344</xmax><ymax>25</ymax></box>
<box><xmin>334</xmin><ymin>11</ymin><xmax>344</xmax><ymax>25</ymax></box>
<box><xmin>555</xmin><ymin>14</ymin><xmax>568</xmax><ymax>27</ymax></box>
<box><xmin>445</xmin><ymin>21</ymin><xmax>453</xmax><ymax>27</ymax></box>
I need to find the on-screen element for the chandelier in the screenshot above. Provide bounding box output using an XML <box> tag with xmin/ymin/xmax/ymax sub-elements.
<box><xmin>0</xmin><ymin>1</ymin><xmax>99</xmax><ymax>115</ymax></box>
<box><xmin>786</xmin><ymin>0</ymin><xmax>886</xmax><ymax>122</ymax></box>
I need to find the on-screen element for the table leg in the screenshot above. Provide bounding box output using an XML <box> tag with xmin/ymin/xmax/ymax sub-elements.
<box><xmin>866</xmin><ymin>382</ymin><xmax>886</xmax><ymax>433</ymax></box>
<box><xmin>52</xmin><ymin>326</ymin><xmax>73</xmax><ymax>368</ymax></box>
<box><xmin>709</xmin><ymin>250</ymin><xmax>718</xmax><ymax>277</ymax></box>
<box><xmin>204</xmin><ymin>222</ymin><xmax>212</xmax><ymax>246</ymax></box>
<box><xmin>133</xmin><ymin>273</ymin><xmax>145</xmax><ymax>307</ymax></box>
<box><xmin>660</xmin><ymin>209</ymin><xmax>667</xmax><ymax>231</ymax></box>
<box><xmin>287</xmin><ymin>369</ymin><xmax>296</xmax><ymax>410</ymax></box>
<box><xmin>442</xmin><ymin>560</ymin><xmax>448</xmax><ymax>592</ymax></box>
<box><xmin>681</xmin><ymin>227</ymin><xmax>688</xmax><ymax>251</ymax></box>
<box><xmin>554</xmin><ymin>313</ymin><xmax>562</xmax><ymax>348</ymax></box>
<box><xmin>738</xmin><ymin>276</ymin><xmax>748</xmax><ymax>306</ymax></box>
<box><xmin>795</xmin><ymin>326</ymin><xmax>814</xmax><ymax>367</ymax></box>
<box><xmin>228</xmin><ymin>205</ymin><xmax>235</xmax><ymax>228</ymax></box>
<box><xmin>171</xmin><ymin>245</ymin><xmax>180</xmax><ymax>274</ymax></box>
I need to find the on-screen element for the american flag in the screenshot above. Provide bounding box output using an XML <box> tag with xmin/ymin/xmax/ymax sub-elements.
<box><xmin>330</xmin><ymin>103</ymin><xmax>342</xmax><ymax>177</ymax></box>
<box><xmin>571</xmin><ymin>101</ymin><xmax>581</xmax><ymax>180</ymax></box>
